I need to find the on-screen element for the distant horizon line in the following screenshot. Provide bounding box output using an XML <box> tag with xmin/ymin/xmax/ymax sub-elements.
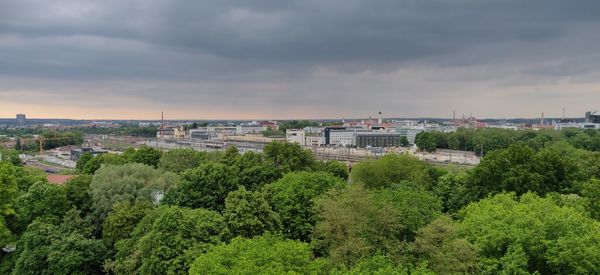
<box><xmin>0</xmin><ymin>116</ymin><xmax>584</xmax><ymax>122</ymax></box>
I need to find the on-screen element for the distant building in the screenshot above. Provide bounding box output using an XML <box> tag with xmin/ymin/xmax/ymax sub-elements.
<box><xmin>286</xmin><ymin>129</ymin><xmax>306</xmax><ymax>146</ymax></box>
<box><xmin>189</xmin><ymin>129</ymin><xmax>217</xmax><ymax>140</ymax></box>
<box><xmin>586</xmin><ymin>111</ymin><xmax>600</xmax><ymax>124</ymax></box>
<box><xmin>16</xmin><ymin>114</ymin><xmax>26</xmax><ymax>126</ymax></box>
<box><xmin>236</xmin><ymin>125</ymin><xmax>265</xmax><ymax>135</ymax></box>
<box><xmin>356</xmin><ymin>132</ymin><xmax>402</xmax><ymax>148</ymax></box>
<box><xmin>70</xmin><ymin>147</ymin><xmax>108</xmax><ymax>161</ymax></box>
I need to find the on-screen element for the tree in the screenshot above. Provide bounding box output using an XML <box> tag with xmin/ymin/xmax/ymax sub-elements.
<box><xmin>189</xmin><ymin>234</ymin><xmax>325</xmax><ymax>275</ymax></box>
<box><xmin>414</xmin><ymin>216</ymin><xmax>478</xmax><ymax>274</ymax></box>
<box><xmin>312</xmin><ymin>184</ymin><xmax>378</xmax><ymax>267</ymax></box>
<box><xmin>63</xmin><ymin>175</ymin><xmax>93</xmax><ymax>215</ymax></box>
<box><xmin>0</xmin><ymin>162</ymin><xmax>18</xmax><ymax>247</ymax></box>
<box><xmin>223</xmin><ymin>186</ymin><xmax>281</xmax><ymax>238</ymax></box>
<box><xmin>158</xmin><ymin>148</ymin><xmax>206</xmax><ymax>173</ymax></box>
<box><xmin>316</xmin><ymin>160</ymin><xmax>349</xmax><ymax>180</ymax></box>
<box><xmin>163</xmin><ymin>162</ymin><xmax>238</xmax><ymax>211</ymax></box>
<box><xmin>579</xmin><ymin>179</ymin><xmax>600</xmax><ymax>220</ymax></box>
<box><xmin>89</xmin><ymin>163</ymin><xmax>178</xmax><ymax>225</ymax></box>
<box><xmin>16</xmin><ymin>182</ymin><xmax>70</xmax><ymax>228</ymax></box>
<box><xmin>431</xmin><ymin>170</ymin><xmax>470</xmax><ymax>213</ymax></box>
<box><xmin>343</xmin><ymin>255</ymin><xmax>434</xmax><ymax>275</ymax></box>
<box><xmin>466</xmin><ymin>142</ymin><xmax>585</xmax><ymax>201</ymax></box>
<box><xmin>12</xmin><ymin>209</ymin><xmax>106</xmax><ymax>275</ymax></box>
<box><xmin>263</xmin><ymin>141</ymin><xmax>316</xmax><ymax>173</ymax></box>
<box><xmin>313</xmin><ymin>184</ymin><xmax>442</xmax><ymax>268</ymax></box>
<box><xmin>400</xmin><ymin>136</ymin><xmax>410</xmax><ymax>147</ymax></box>
<box><xmin>466</xmin><ymin>143</ymin><xmax>542</xmax><ymax>200</ymax></box>
<box><xmin>14</xmin><ymin>138</ymin><xmax>21</xmax><ymax>151</ymax></box>
<box><xmin>459</xmin><ymin>192</ymin><xmax>600</xmax><ymax>274</ymax></box>
<box><xmin>81</xmin><ymin>153</ymin><xmax>127</xmax><ymax>175</ymax></box>
<box><xmin>102</xmin><ymin>201</ymin><xmax>153</xmax><ymax>250</ymax></box>
<box><xmin>223</xmin><ymin>146</ymin><xmax>241</xmax><ymax>166</ymax></box>
<box><xmin>265</xmin><ymin>172</ymin><xmax>345</xmax><ymax>241</ymax></box>
<box><xmin>234</xmin><ymin>151</ymin><xmax>281</xmax><ymax>191</ymax></box>
<box><xmin>76</xmin><ymin>152</ymin><xmax>93</xmax><ymax>172</ymax></box>
<box><xmin>123</xmin><ymin>145</ymin><xmax>162</xmax><ymax>168</ymax></box>
<box><xmin>351</xmin><ymin>154</ymin><xmax>432</xmax><ymax>189</ymax></box>
<box><xmin>415</xmin><ymin>132</ymin><xmax>437</xmax><ymax>152</ymax></box>
<box><xmin>135</xmin><ymin>206</ymin><xmax>227</xmax><ymax>275</ymax></box>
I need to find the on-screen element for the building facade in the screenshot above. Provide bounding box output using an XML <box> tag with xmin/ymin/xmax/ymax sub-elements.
<box><xmin>356</xmin><ymin>132</ymin><xmax>402</xmax><ymax>148</ymax></box>
<box><xmin>16</xmin><ymin>114</ymin><xmax>26</xmax><ymax>126</ymax></box>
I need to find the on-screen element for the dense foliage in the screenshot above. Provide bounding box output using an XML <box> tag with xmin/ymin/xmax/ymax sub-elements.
<box><xmin>416</xmin><ymin>127</ymin><xmax>600</xmax><ymax>155</ymax></box>
<box><xmin>3</xmin><ymin>139</ymin><xmax>600</xmax><ymax>274</ymax></box>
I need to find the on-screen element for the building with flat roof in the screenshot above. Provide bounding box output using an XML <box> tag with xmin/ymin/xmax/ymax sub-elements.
<box><xmin>286</xmin><ymin>129</ymin><xmax>305</xmax><ymax>146</ymax></box>
<box><xmin>356</xmin><ymin>132</ymin><xmax>402</xmax><ymax>148</ymax></box>
<box><xmin>16</xmin><ymin>114</ymin><xmax>26</xmax><ymax>126</ymax></box>
<box><xmin>70</xmin><ymin>147</ymin><xmax>108</xmax><ymax>161</ymax></box>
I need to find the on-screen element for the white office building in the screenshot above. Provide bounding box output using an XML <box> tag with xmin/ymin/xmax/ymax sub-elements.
<box><xmin>286</xmin><ymin>129</ymin><xmax>306</xmax><ymax>146</ymax></box>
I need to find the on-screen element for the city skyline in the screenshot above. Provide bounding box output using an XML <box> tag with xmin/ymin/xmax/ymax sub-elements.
<box><xmin>2</xmin><ymin>1</ymin><xmax>600</xmax><ymax>119</ymax></box>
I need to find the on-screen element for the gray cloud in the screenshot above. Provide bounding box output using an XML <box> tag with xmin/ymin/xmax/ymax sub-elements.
<box><xmin>1</xmin><ymin>0</ymin><xmax>600</xmax><ymax>118</ymax></box>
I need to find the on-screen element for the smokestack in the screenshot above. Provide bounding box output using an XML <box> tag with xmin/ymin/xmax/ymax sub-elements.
<box><xmin>541</xmin><ymin>112</ymin><xmax>545</xmax><ymax>125</ymax></box>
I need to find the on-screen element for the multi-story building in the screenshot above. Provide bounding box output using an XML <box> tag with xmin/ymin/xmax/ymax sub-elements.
<box><xmin>236</xmin><ymin>125</ymin><xmax>266</xmax><ymax>135</ymax></box>
<box><xmin>356</xmin><ymin>132</ymin><xmax>402</xmax><ymax>148</ymax></box>
<box><xmin>16</xmin><ymin>114</ymin><xmax>26</xmax><ymax>126</ymax></box>
<box><xmin>189</xmin><ymin>129</ymin><xmax>217</xmax><ymax>140</ymax></box>
<box><xmin>286</xmin><ymin>129</ymin><xmax>306</xmax><ymax>146</ymax></box>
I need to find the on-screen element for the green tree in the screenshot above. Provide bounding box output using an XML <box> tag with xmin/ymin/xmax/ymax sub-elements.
<box><xmin>223</xmin><ymin>186</ymin><xmax>281</xmax><ymax>238</ymax></box>
<box><xmin>400</xmin><ymin>136</ymin><xmax>410</xmax><ymax>147</ymax></box>
<box><xmin>234</xmin><ymin>151</ymin><xmax>281</xmax><ymax>191</ymax></box>
<box><xmin>459</xmin><ymin>192</ymin><xmax>600</xmax><ymax>274</ymax></box>
<box><xmin>158</xmin><ymin>148</ymin><xmax>206</xmax><ymax>173</ymax></box>
<box><xmin>89</xmin><ymin>163</ymin><xmax>178</xmax><ymax>225</ymax></box>
<box><xmin>313</xmin><ymin>184</ymin><xmax>442</xmax><ymax>268</ymax></box>
<box><xmin>76</xmin><ymin>152</ymin><xmax>93</xmax><ymax>172</ymax></box>
<box><xmin>316</xmin><ymin>160</ymin><xmax>349</xmax><ymax>180</ymax></box>
<box><xmin>343</xmin><ymin>254</ymin><xmax>434</xmax><ymax>275</ymax></box>
<box><xmin>431</xmin><ymin>170</ymin><xmax>470</xmax><ymax>213</ymax></box>
<box><xmin>352</xmin><ymin>154</ymin><xmax>432</xmax><ymax>189</ymax></box>
<box><xmin>123</xmin><ymin>145</ymin><xmax>162</xmax><ymax>168</ymax></box>
<box><xmin>263</xmin><ymin>141</ymin><xmax>316</xmax><ymax>173</ymax></box>
<box><xmin>16</xmin><ymin>182</ymin><xmax>70</xmax><ymax>227</ymax></box>
<box><xmin>163</xmin><ymin>162</ymin><xmax>238</xmax><ymax>211</ymax></box>
<box><xmin>12</xmin><ymin>209</ymin><xmax>106</xmax><ymax>275</ymax></box>
<box><xmin>102</xmin><ymin>200</ymin><xmax>153</xmax><ymax>250</ymax></box>
<box><xmin>81</xmin><ymin>153</ymin><xmax>127</xmax><ymax>175</ymax></box>
<box><xmin>466</xmin><ymin>143</ymin><xmax>542</xmax><ymax>200</ymax></box>
<box><xmin>135</xmin><ymin>206</ymin><xmax>227</xmax><ymax>275</ymax></box>
<box><xmin>579</xmin><ymin>178</ymin><xmax>600</xmax><ymax>220</ymax></box>
<box><xmin>265</xmin><ymin>171</ymin><xmax>345</xmax><ymax>242</ymax></box>
<box><xmin>414</xmin><ymin>216</ymin><xmax>478</xmax><ymax>274</ymax></box>
<box><xmin>0</xmin><ymin>162</ymin><xmax>18</xmax><ymax>247</ymax></box>
<box><xmin>189</xmin><ymin>234</ymin><xmax>325</xmax><ymax>275</ymax></box>
<box><xmin>415</xmin><ymin>132</ymin><xmax>437</xmax><ymax>152</ymax></box>
<box><xmin>64</xmin><ymin>175</ymin><xmax>93</xmax><ymax>215</ymax></box>
<box><xmin>223</xmin><ymin>146</ymin><xmax>241</xmax><ymax>166</ymax></box>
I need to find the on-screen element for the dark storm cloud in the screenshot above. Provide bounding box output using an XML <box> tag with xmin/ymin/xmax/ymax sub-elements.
<box><xmin>1</xmin><ymin>0</ymin><xmax>600</xmax><ymax>118</ymax></box>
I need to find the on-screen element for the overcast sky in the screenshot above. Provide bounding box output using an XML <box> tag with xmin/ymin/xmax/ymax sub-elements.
<box><xmin>1</xmin><ymin>0</ymin><xmax>600</xmax><ymax>120</ymax></box>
